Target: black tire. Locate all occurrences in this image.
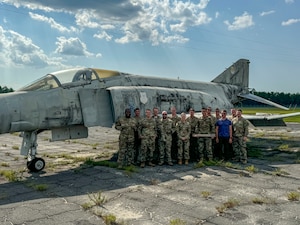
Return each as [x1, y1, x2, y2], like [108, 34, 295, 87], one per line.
[27, 158, 45, 172]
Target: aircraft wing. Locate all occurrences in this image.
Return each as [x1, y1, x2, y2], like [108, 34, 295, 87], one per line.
[243, 112, 300, 126]
[243, 112, 300, 120]
[239, 93, 289, 110]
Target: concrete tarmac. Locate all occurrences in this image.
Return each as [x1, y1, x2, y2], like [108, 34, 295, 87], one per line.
[0, 125, 300, 225]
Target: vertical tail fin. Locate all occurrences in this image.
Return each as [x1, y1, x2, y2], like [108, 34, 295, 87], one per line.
[211, 59, 250, 88]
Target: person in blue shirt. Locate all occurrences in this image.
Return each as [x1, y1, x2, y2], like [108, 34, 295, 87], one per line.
[215, 110, 233, 160]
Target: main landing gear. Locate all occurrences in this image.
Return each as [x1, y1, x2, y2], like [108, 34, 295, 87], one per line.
[21, 130, 45, 172]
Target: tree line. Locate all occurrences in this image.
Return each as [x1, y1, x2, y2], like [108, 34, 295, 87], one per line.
[0, 86, 14, 93]
[242, 91, 300, 108]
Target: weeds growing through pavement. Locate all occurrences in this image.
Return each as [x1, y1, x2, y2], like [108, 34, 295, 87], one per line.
[0, 169, 22, 182]
[252, 197, 275, 204]
[88, 191, 106, 206]
[0, 162, 10, 167]
[169, 218, 187, 225]
[201, 191, 211, 199]
[216, 198, 239, 214]
[271, 168, 289, 176]
[245, 165, 259, 173]
[287, 191, 300, 201]
[24, 182, 48, 191]
[150, 178, 160, 185]
[102, 214, 117, 225]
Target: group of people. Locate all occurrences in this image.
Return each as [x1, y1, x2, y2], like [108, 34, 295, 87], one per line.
[115, 106, 249, 168]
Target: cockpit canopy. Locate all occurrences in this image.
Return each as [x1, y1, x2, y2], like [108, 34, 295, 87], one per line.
[19, 68, 120, 91]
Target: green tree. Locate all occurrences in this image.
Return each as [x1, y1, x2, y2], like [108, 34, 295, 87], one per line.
[0, 86, 14, 93]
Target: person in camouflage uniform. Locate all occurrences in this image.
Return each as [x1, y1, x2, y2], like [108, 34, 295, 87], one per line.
[232, 109, 249, 164]
[133, 107, 142, 164]
[177, 112, 191, 165]
[195, 107, 215, 162]
[158, 111, 174, 166]
[186, 108, 199, 162]
[115, 108, 137, 168]
[139, 109, 158, 168]
[152, 107, 162, 163]
[169, 106, 181, 161]
[208, 107, 219, 159]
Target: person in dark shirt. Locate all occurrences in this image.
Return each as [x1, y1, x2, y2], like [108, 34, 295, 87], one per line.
[215, 110, 232, 160]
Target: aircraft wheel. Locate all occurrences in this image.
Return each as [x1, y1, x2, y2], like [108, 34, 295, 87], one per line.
[27, 158, 45, 172]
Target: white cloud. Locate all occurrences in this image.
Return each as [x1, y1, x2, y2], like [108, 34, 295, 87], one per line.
[215, 12, 219, 19]
[93, 31, 113, 41]
[29, 12, 78, 33]
[285, 0, 294, 4]
[281, 18, 300, 26]
[224, 12, 254, 30]
[260, 10, 275, 17]
[55, 36, 93, 56]
[74, 9, 100, 29]
[115, 0, 211, 45]
[0, 25, 63, 68]
[3, 0, 212, 45]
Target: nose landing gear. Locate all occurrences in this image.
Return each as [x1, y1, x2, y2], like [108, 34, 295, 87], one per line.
[27, 157, 45, 172]
[21, 130, 46, 172]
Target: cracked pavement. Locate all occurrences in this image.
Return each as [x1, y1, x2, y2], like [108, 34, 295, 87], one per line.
[0, 125, 300, 225]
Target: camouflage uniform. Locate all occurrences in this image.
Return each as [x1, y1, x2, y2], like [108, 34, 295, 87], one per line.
[177, 121, 191, 161]
[159, 117, 174, 164]
[152, 115, 162, 163]
[196, 116, 214, 161]
[139, 117, 157, 164]
[170, 115, 181, 161]
[186, 116, 199, 162]
[133, 115, 142, 164]
[232, 116, 249, 162]
[209, 114, 218, 159]
[115, 116, 137, 166]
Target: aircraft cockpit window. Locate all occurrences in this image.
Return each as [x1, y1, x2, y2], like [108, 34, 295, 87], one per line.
[19, 75, 60, 91]
[18, 68, 100, 91]
[52, 68, 99, 86]
[72, 70, 93, 82]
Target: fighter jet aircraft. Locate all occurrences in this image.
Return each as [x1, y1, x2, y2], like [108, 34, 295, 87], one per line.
[0, 58, 298, 172]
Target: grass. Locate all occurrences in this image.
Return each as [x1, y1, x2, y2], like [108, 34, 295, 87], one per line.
[88, 191, 106, 206]
[84, 158, 118, 168]
[278, 144, 289, 150]
[150, 178, 160, 185]
[287, 191, 300, 201]
[0, 162, 10, 167]
[245, 165, 259, 173]
[194, 160, 242, 170]
[252, 197, 275, 204]
[247, 145, 263, 158]
[0, 170, 21, 182]
[25, 182, 48, 191]
[12, 145, 19, 150]
[169, 219, 187, 225]
[271, 168, 290, 176]
[102, 214, 117, 225]
[201, 191, 211, 199]
[216, 198, 239, 214]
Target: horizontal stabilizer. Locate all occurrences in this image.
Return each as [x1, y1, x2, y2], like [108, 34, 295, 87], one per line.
[244, 112, 300, 126]
[239, 93, 289, 110]
[244, 112, 300, 121]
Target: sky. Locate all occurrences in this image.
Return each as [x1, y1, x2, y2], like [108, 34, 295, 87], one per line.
[0, 0, 299, 93]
